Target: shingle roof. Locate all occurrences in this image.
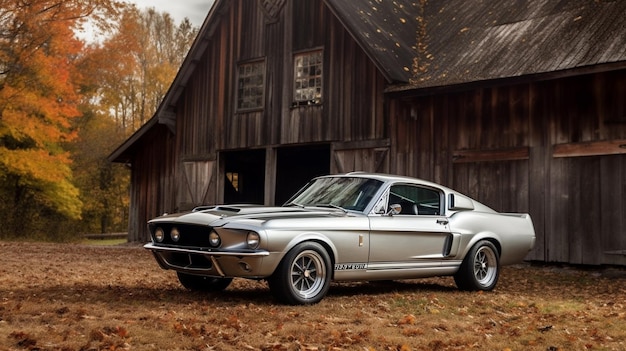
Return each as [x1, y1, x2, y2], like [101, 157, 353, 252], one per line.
[110, 0, 626, 162]
[326, 0, 626, 88]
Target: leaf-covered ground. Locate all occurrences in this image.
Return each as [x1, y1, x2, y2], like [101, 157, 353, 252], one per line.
[0, 241, 624, 351]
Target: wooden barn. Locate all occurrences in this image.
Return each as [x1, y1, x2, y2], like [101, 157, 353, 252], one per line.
[109, 0, 626, 266]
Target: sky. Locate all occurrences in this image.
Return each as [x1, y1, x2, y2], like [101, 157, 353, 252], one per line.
[128, 0, 215, 27]
[76, 0, 215, 41]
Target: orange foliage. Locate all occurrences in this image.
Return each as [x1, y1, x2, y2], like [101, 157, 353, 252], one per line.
[77, 5, 197, 135]
[0, 0, 120, 219]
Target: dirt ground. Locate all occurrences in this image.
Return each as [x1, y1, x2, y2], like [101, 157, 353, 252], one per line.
[0, 241, 625, 351]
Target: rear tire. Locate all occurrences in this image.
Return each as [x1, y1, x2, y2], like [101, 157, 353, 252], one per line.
[177, 272, 233, 292]
[268, 242, 332, 305]
[454, 240, 500, 291]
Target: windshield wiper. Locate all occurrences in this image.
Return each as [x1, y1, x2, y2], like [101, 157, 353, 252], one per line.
[315, 203, 348, 213]
[284, 201, 305, 208]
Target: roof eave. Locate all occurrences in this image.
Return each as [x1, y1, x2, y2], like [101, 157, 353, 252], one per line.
[386, 61, 626, 97]
[323, 0, 409, 84]
[107, 0, 229, 164]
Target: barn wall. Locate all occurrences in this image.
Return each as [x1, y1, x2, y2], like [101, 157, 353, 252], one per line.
[389, 70, 626, 265]
[170, 0, 388, 212]
[177, 0, 385, 151]
[122, 0, 625, 267]
[127, 125, 178, 242]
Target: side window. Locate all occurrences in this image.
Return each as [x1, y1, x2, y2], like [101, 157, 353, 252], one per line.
[389, 184, 441, 216]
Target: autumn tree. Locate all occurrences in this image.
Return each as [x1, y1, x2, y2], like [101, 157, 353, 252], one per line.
[70, 6, 198, 235]
[83, 6, 197, 136]
[0, 0, 121, 239]
[138, 8, 196, 126]
[0, 1, 196, 239]
[68, 109, 129, 235]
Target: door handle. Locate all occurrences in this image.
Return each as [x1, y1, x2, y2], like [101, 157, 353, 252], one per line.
[436, 219, 449, 225]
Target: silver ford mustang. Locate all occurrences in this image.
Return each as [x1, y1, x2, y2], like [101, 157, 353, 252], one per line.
[145, 173, 536, 305]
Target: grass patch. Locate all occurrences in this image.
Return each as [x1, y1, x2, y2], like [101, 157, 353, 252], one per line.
[82, 238, 128, 246]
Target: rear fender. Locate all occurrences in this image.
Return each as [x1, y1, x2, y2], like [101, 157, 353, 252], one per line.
[457, 232, 502, 259]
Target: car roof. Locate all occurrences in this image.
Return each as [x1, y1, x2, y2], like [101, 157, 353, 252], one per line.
[321, 172, 454, 192]
[311, 172, 496, 213]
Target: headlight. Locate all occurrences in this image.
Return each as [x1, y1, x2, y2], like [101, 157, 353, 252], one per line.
[209, 230, 221, 247]
[154, 227, 165, 242]
[170, 227, 180, 242]
[247, 231, 260, 249]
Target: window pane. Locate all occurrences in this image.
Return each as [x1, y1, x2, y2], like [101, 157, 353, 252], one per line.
[237, 61, 265, 110]
[293, 50, 323, 103]
[389, 185, 441, 215]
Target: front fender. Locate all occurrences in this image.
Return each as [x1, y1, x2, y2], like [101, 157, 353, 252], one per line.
[260, 231, 338, 276]
[282, 232, 339, 264]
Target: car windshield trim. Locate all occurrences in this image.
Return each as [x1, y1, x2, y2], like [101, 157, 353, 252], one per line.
[285, 177, 383, 213]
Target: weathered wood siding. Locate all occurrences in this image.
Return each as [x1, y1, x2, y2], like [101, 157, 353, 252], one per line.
[127, 125, 178, 242]
[389, 70, 626, 265]
[125, 0, 390, 241]
[122, 0, 625, 267]
[177, 1, 384, 152]
[171, 0, 388, 206]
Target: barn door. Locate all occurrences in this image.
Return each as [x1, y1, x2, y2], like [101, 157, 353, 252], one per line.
[222, 149, 266, 205]
[179, 160, 215, 210]
[274, 145, 330, 205]
[333, 148, 389, 174]
[451, 159, 529, 213]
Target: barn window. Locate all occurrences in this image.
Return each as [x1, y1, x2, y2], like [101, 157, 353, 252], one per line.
[293, 50, 322, 105]
[236, 60, 265, 111]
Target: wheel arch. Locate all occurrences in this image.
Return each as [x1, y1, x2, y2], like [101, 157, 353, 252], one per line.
[483, 237, 502, 257]
[282, 233, 337, 267]
[311, 239, 337, 278]
[462, 232, 502, 259]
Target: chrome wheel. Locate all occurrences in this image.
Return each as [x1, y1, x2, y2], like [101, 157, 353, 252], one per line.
[290, 249, 327, 299]
[473, 245, 498, 287]
[454, 240, 500, 291]
[268, 242, 332, 305]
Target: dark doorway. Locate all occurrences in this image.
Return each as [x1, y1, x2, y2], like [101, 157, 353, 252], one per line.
[222, 149, 266, 204]
[275, 145, 330, 205]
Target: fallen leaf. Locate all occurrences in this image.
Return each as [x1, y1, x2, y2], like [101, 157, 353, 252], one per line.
[398, 314, 416, 325]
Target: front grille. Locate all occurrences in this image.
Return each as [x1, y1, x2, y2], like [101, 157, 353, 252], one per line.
[149, 223, 214, 247]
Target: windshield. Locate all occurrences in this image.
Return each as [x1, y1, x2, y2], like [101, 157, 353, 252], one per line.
[285, 177, 383, 212]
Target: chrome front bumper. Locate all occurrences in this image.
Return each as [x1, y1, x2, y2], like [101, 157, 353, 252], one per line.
[144, 243, 271, 278]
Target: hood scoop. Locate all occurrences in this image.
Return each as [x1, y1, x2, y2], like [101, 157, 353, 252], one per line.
[193, 205, 242, 213]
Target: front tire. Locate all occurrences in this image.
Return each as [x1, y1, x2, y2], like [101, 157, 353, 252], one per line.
[177, 272, 233, 292]
[268, 242, 332, 305]
[454, 240, 500, 291]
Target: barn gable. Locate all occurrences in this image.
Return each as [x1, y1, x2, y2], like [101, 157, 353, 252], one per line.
[109, 0, 626, 266]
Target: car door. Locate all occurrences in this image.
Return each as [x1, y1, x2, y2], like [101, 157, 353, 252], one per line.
[367, 184, 451, 271]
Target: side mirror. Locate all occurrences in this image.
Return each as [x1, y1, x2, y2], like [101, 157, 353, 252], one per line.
[387, 203, 402, 216]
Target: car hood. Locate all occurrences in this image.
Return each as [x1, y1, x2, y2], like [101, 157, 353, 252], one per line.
[149, 205, 354, 228]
